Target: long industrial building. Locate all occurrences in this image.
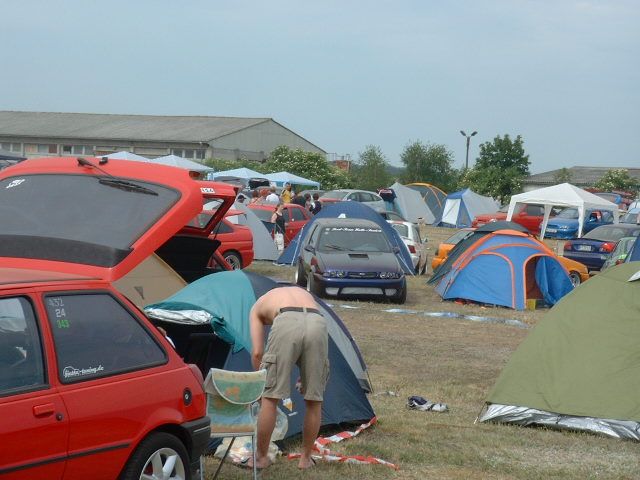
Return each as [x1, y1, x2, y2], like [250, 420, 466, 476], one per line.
[0, 111, 325, 162]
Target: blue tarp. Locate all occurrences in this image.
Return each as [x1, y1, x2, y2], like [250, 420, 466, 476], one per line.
[277, 201, 415, 274]
[210, 167, 264, 179]
[435, 233, 573, 310]
[435, 188, 498, 228]
[145, 270, 255, 352]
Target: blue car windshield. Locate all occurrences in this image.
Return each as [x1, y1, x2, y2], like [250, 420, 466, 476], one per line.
[318, 226, 391, 253]
[557, 208, 579, 219]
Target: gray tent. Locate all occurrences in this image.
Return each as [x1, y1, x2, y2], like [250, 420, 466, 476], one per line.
[388, 182, 434, 223]
[232, 202, 279, 261]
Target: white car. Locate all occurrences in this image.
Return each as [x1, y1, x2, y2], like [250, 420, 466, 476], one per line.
[388, 220, 428, 275]
[319, 189, 386, 212]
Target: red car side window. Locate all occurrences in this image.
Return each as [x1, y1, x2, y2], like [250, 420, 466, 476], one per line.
[0, 296, 46, 394]
[45, 293, 166, 383]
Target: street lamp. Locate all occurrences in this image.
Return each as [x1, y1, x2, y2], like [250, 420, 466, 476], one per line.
[460, 130, 477, 170]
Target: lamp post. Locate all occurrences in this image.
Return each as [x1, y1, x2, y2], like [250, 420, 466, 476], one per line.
[460, 130, 477, 170]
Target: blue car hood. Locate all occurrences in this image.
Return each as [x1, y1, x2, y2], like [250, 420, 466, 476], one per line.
[318, 251, 402, 273]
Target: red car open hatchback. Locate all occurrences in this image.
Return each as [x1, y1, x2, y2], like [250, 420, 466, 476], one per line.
[0, 157, 238, 480]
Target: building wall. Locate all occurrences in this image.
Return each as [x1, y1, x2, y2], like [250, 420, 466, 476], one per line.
[1, 119, 324, 163]
[209, 120, 324, 161]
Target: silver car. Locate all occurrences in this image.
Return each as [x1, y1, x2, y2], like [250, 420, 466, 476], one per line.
[319, 189, 386, 212]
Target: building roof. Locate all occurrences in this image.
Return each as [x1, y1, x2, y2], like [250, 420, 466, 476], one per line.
[0, 111, 271, 143]
[524, 166, 640, 186]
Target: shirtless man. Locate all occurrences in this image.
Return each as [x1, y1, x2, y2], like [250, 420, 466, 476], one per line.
[249, 286, 329, 470]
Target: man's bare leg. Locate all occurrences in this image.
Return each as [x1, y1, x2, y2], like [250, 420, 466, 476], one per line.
[298, 400, 322, 469]
[253, 397, 278, 468]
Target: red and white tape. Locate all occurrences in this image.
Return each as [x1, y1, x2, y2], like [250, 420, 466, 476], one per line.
[287, 417, 399, 470]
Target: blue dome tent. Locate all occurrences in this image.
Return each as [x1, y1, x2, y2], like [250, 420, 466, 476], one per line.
[436, 188, 499, 228]
[435, 230, 573, 310]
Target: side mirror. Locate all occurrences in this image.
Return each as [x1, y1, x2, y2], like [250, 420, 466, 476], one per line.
[304, 245, 315, 254]
[393, 246, 400, 254]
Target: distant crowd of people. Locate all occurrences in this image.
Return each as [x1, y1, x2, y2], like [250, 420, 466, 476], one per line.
[248, 183, 322, 215]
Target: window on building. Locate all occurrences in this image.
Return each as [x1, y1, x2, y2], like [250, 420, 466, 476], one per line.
[1, 142, 21, 152]
[62, 145, 93, 155]
[45, 293, 166, 383]
[171, 149, 206, 160]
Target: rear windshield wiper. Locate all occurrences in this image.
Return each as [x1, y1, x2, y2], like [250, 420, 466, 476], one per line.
[99, 178, 158, 196]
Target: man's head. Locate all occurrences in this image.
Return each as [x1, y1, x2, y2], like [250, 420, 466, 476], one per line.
[312, 193, 320, 200]
[285, 183, 292, 191]
[270, 186, 276, 193]
[304, 193, 311, 201]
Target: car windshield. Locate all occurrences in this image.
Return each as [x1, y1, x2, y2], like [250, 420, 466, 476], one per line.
[391, 223, 409, 238]
[557, 208, 579, 219]
[320, 191, 347, 200]
[583, 225, 640, 242]
[318, 226, 391, 253]
[0, 173, 178, 250]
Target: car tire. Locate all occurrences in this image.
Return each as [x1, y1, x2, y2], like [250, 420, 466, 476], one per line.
[120, 432, 189, 480]
[295, 260, 307, 286]
[569, 271, 582, 287]
[223, 251, 242, 270]
[391, 286, 407, 304]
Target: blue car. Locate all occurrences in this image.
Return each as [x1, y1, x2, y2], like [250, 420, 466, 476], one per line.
[294, 217, 407, 303]
[544, 208, 614, 239]
[563, 224, 640, 271]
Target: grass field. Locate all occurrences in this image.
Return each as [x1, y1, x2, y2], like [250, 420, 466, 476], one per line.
[204, 226, 639, 479]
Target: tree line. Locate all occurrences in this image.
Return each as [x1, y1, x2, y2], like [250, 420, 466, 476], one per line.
[205, 136, 638, 204]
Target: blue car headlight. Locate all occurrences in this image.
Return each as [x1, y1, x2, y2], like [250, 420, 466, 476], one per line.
[323, 270, 346, 278]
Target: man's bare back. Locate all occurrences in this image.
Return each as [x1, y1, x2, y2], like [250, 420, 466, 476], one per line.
[250, 287, 319, 369]
[252, 287, 319, 326]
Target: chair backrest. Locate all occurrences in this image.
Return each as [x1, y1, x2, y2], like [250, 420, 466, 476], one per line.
[204, 368, 266, 435]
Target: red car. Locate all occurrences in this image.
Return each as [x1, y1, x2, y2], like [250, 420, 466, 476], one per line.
[248, 203, 311, 245]
[210, 210, 255, 269]
[0, 157, 240, 479]
[472, 204, 560, 235]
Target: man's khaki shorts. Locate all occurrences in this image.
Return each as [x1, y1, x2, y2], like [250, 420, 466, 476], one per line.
[260, 310, 329, 401]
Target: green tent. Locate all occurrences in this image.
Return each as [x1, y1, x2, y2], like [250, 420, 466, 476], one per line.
[479, 262, 640, 440]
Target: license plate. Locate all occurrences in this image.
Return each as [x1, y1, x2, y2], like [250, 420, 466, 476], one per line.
[546, 228, 557, 233]
[576, 245, 591, 252]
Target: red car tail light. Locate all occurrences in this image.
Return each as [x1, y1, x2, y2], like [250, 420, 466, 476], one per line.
[599, 242, 616, 253]
[564, 241, 572, 251]
[407, 244, 416, 253]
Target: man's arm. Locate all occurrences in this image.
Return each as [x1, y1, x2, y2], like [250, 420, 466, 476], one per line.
[249, 303, 265, 370]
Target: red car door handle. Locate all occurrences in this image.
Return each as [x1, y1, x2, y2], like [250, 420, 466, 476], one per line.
[33, 404, 56, 417]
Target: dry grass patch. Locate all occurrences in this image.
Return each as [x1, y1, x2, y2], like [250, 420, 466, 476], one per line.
[203, 236, 639, 479]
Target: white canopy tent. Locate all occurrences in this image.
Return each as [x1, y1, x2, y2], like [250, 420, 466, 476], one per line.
[100, 151, 150, 162]
[210, 167, 265, 179]
[264, 171, 320, 188]
[507, 183, 619, 239]
[149, 154, 214, 173]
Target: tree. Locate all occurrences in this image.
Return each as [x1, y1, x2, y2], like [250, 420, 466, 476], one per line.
[553, 167, 572, 184]
[462, 134, 530, 205]
[594, 169, 640, 193]
[399, 141, 458, 192]
[264, 146, 351, 190]
[351, 145, 392, 191]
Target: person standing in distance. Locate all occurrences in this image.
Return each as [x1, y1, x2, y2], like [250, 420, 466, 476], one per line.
[249, 287, 329, 470]
[265, 186, 279, 204]
[280, 183, 293, 204]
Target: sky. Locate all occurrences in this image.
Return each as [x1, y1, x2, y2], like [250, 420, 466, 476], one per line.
[2, 0, 638, 173]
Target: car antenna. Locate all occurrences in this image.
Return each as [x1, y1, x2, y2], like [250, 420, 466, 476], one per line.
[77, 157, 113, 177]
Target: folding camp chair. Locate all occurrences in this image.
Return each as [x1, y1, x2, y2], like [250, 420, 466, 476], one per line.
[204, 368, 267, 480]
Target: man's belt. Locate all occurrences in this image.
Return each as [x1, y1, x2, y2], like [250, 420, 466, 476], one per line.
[278, 307, 322, 315]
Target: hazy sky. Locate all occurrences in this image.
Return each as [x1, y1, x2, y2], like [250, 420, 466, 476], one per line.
[2, 0, 638, 173]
